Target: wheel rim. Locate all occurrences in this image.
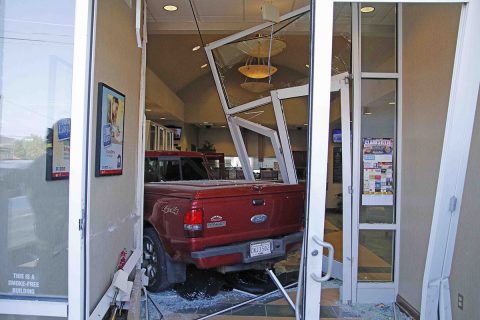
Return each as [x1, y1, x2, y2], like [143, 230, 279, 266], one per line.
[143, 236, 158, 286]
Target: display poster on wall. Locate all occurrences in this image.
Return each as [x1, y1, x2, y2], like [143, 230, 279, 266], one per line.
[333, 146, 342, 183]
[46, 118, 70, 180]
[362, 138, 394, 206]
[95, 83, 126, 176]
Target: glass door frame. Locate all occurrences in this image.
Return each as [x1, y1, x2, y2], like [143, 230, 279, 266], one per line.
[0, 1, 93, 318]
[350, 3, 402, 303]
[308, 0, 479, 319]
[68, 0, 95, 319]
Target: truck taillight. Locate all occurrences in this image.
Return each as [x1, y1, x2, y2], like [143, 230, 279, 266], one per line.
[184, 208, 203, 238]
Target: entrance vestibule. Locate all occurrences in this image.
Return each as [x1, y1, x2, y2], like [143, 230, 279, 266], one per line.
[0, 1, 479, 320]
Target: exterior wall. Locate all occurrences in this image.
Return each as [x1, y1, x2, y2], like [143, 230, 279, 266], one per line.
[399, 3, 460, 312]
[88, 0, 142, 311]
[450, 93, 480, 320]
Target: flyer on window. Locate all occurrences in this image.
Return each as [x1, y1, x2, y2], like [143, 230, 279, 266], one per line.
[46, 118, 70, 180]
[362, 138, 394, 206]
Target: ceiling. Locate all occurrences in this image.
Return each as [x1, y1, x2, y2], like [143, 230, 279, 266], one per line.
[146, 0, 311, 34]
[145, 1, 396, 124]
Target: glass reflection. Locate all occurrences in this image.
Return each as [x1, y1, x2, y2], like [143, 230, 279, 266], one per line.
[0, 0, 74, 299]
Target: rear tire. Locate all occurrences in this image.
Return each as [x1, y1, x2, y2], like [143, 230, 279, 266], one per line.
[143, 228, 170, 292]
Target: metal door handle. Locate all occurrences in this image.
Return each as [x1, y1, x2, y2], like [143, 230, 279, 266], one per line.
[310, 236, 334, 282]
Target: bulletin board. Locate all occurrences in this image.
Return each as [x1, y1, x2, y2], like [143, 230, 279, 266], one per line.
[362, 138, 394, 206]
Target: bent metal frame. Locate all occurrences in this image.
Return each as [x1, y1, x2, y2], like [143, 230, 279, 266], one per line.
[204, 4, 350, 317]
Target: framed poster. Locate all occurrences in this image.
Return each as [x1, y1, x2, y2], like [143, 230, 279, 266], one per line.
[332, 146, 342, 183]
[95, 83, 125, 177]
[46, 118, 71, 180]
[362, 138, 394, 206]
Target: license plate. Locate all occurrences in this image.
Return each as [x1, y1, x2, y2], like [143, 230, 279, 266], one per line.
[250, 240, 272, 258]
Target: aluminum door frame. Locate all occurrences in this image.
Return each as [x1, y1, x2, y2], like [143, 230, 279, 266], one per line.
[312, 1, 478, 320]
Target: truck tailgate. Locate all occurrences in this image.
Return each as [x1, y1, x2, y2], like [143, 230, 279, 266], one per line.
[197, 182, 304, 249]
[145, 181, 304, 253]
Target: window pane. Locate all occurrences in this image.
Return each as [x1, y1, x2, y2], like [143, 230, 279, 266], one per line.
[211, 12, 311, 108]
[361, 3, 397, 72]
[0, 0, 75, 299]
[358, 230, 395, 282]
[360, 79, 396, 223]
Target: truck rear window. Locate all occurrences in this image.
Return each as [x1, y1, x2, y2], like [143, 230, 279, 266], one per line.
[145, 158, 180, 182]
[181, 157, 209, 180]
[144, 157, 209, 182]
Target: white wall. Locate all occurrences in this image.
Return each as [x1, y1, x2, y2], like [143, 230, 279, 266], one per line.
[450, 92, 480, 320]
[399, 3, 461, 313]
[88, 0, 142, 311]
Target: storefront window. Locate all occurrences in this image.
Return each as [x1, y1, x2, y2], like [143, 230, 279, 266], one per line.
[360, 79, 397, 224]
[361, 3, 397, 73]
[358, 230, 395, 282]
[0, 0, 75, 300]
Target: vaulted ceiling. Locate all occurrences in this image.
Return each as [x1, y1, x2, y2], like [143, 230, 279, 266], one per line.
[144, 1, 395, 126]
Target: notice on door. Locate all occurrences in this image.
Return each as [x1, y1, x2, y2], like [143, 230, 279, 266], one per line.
[7, 272, 39, 295]
[362, 138, 394, 206]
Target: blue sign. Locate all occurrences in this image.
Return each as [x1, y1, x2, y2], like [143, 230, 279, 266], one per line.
[103, 124, 112, 147]
[57, 118, 71, 141]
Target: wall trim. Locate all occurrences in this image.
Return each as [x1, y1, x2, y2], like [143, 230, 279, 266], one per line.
[396, 294, 420, 320]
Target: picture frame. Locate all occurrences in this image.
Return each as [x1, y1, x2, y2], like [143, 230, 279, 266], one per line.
[95, 83, 126, 177]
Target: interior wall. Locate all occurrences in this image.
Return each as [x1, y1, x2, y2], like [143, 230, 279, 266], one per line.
[181, 73, 309, 126]
[145, 67, 185, 121]
[196, 127, 308, 159]
[178, 123, 198, 151]
[399, 3, 460, 312]
[88, 0, 142, 311]
[450, 93, 480, 320]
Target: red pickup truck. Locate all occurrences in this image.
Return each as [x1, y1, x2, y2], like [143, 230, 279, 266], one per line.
[143, 151, 304, 292]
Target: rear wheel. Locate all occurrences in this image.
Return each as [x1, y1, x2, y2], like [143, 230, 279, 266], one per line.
[143, 228, 170, 292]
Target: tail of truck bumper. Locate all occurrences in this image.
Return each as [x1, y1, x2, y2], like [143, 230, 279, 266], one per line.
[190, 231, 303, 269]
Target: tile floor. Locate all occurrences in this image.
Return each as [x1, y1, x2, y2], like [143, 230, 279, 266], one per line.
[144, 283, 410, 320]
[141, 213, 408, 319]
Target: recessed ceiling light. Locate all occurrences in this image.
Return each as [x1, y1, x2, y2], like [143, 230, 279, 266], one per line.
[163, 5, 177, 11]
[221, 125, 226, 128]
[203, 122, 209, 124]
[364, 111, 372, 115]
[160, 117, 166, 120]
[192, 45, 201, 51]
[361, 6, 375, 13]
[304, 123, 308, 126]
[201, 63, 208, 69]
[145, 108, 152, 112]
[305, 64, 309, 68]
[389, 102, 396, 105]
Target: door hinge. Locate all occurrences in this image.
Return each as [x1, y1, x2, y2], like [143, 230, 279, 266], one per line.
[449, 196, 457, 213]
[348, 186, 353, 194]
[79, 218, 84, 231]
